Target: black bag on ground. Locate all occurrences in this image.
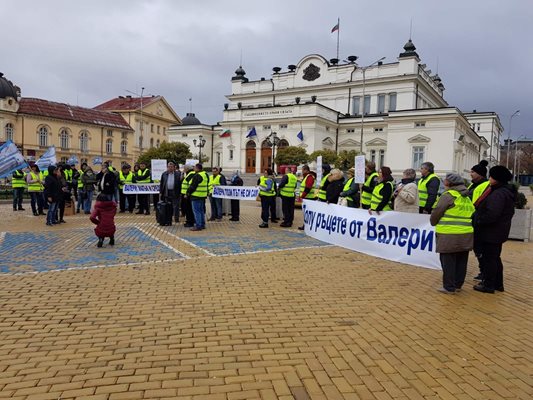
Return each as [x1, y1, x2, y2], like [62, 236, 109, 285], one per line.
[156, 201, 173, 226]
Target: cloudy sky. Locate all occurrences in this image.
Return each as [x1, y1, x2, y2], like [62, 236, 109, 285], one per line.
[3, 0, 532, 138]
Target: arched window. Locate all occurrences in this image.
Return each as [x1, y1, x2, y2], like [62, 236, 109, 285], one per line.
[156, 139, 160, 148]
[278, 139, 289, 149]
[150, 138, 154, 148]
[261, 139, 271, 149]
[38, 126, 48, 147]
[60, 129, 69, 149]
[80, 131, 89, 152]
[246, 140, 256, 149]
[5, 123, 14, 141]
[106, 139, 113, 154]
[121, 140, 127, 155]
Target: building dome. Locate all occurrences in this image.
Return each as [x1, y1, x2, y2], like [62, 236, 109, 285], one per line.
[181, 112, 201, 125]
[0, 72, 18, 99]
[232, 65, 248, 82]
[399, 39, 419, 59]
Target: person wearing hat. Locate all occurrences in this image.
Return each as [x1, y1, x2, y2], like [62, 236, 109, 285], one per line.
[361, 161, 379, 209]
[430, 173, 475, 294]
[472, 165, 516, 294]
[339, 168, 360, 208]
[393, 168, 419, 213]
[468, 160, 490, 280]
[317, 164, 332, 202]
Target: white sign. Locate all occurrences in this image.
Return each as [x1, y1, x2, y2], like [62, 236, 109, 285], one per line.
[354, 155, 366, 184]
[316, 156, 323, 188]
[123, 183, 160, 194]
[302, 200, 440, 270]
[211, 185, 259, 200]
[151, 159, 167, 183]
[185, 159, 199, 166]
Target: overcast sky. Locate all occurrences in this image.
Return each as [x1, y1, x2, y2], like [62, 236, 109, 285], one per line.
[3, 0, 532, 139]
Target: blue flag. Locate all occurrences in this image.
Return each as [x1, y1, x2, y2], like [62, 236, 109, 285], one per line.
[246, 127, 257, 138]
[35, 146, 57, 170]
[297, 130, 304, 141]
[67, 155, 79, 165]
[0, 140, 28, 179]
[92, 156, 103, 165]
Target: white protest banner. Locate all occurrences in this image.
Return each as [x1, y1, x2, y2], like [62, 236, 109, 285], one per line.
[316, 156, 322, 188]
[302, 200, 440, 270]
[123, 183, 160, 194]
[211, 185, 260, 200]
[354, 155, 366, 184]
[0, 140, 28, 179]
[151, 159, 167, 182]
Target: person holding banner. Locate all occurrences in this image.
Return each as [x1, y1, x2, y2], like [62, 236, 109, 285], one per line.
[325, 168, 345, 205]
[26, 164, 44, 216]
[278, 167, 297, 227]
[361, 161, 379, 210]
[430, 173, 475, 294]
[135, 162, 151, 215]
[118, 164, 135, 213]
[393, 168, 419, 213]
[229, 170, 243, 221]
[339, 168, 360, 208]
[317, 164, 332, 202]
[258, 168, 277, 228]
[208, 167, 226, 221]
[369, 167, 395, 214]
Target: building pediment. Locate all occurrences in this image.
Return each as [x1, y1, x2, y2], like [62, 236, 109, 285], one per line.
[365, 138, 387, 146]
[339, 138, 360, 147]
[408, 134, 431, 143]
[322, 137, 335, 146]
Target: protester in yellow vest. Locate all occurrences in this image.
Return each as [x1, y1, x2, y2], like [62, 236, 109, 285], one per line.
[430, 173, 475, 294]
[181, 165, 196, 227]
[26, 164, 44, 216]
[208, 167, 226, 221]
[277, 167, 297, 227]
[134, 162, 151, 215]
[467, 160, 490, 281]
[369, 167, 395, 214]
[297, 165, 316, 231]
[186, 163, 208, 231]
[418, 162, 441, 214]
[317, 164, 331, 202]
[118, 164, 135, 213]
[258, 168, 277, 228]
[361, 161, 379, 209]
[11, 169, 26, 211]
[340, 168, 360, 208]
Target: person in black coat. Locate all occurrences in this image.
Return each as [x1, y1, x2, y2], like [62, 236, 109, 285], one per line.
[229, 171, 243, 221]
[325, 168, 345, 204]
[43, 166, 61, 226]
[159, 161, 182, 222]
[472, 165, 517, 294]
[96, 164, 117, 201]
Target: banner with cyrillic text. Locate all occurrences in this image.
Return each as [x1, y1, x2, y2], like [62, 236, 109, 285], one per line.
[123, 183, 159, 194]
[211, 186, 259, 200]
[302, 200, 440, 269]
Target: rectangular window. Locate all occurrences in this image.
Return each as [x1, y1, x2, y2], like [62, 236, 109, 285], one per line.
[352, 96, 360, 116]
[415, 121, 426, 128]
[363, 95, 371, 115]
[121, 132, 128, 139]
[389, 93, 397, 111]
[182, 133, 188, 137]
[370, 149, 376, 163]
[263, 125, 271, 130]
[347, 129, 355, 133]
[412, 146, 425, 169]
[279, 124, 288, 129]
[229, 149, 234, 160]
[374, 127, 384, 132]
[377, 94, 385, 113]
[379, 149, 385, 168]
[61, 157, 68, 163]
[150, 124, 154, 133]
[157, 126, 160, 134]
[106, 129, 113, 137]
[163, 127, 166, 135]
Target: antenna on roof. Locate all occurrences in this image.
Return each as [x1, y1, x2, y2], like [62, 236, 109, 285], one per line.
[189, 97, 192, 113]
[436, 56, 439, 74]
[240, 49, 243, 67]
[409, 18, 413, 40]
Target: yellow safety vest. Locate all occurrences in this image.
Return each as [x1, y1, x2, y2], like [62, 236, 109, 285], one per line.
[370, 181, 394, 211]
[137, 168, 151, 183]
[418, 173, 440, 209]
[119, 171, 134, 189]
[27, 171, 43, 192]
[191, 171, 208, 198]
[361, 172, 378, 207]
[77, 171, 84, 189]
[280, 173, 297, 197]
[64, 169, 73, 183]
[12, 171, 26, 189]
[181, 171, 195, 195]
[258, 176, 276, 196]
[435, 190, 475, 234]
[300, 174, 316, 200]
[208, 174, 222, 194]
[469, 180, 490, 205]
[318, 173, 330, 201]
[343, 177, 355, 202]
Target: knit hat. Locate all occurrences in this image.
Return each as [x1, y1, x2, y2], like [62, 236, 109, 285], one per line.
[471, 160, 488, 177]
[347, 168, 355, 176]
[489, 165, 512, 183]
[445, 173, 464, 186]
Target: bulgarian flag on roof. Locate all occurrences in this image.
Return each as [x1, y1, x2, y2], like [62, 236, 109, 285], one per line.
[219, 129, 231, 138]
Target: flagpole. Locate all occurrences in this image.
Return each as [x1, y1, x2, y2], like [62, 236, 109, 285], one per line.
[336, 18, 340, 60]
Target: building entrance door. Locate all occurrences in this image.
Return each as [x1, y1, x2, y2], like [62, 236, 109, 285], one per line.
[261, 140, 272, 172]
[245, 140, 256, 173]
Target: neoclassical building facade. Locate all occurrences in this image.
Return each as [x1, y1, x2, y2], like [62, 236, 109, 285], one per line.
[169, 40, 503, 178]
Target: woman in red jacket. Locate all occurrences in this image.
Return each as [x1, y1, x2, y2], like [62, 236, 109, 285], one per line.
[90, 194, 117, 247]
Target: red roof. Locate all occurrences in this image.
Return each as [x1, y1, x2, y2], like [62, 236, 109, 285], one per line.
[94, 96, 160, 111]
[18, 98, 133, 130]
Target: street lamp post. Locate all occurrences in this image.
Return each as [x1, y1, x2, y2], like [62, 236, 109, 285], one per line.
[193, 134, 206, 163]
[140, 87, 144, 154]
[267, 132, 280, 172]
[359, 57, 386, 154]
[506, 110, 520, 168]
[513, 134, 525, 183]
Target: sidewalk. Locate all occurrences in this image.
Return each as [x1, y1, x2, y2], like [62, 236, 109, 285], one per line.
[0, 203, 531, 399]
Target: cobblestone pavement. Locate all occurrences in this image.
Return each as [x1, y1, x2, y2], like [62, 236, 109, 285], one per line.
[0, 202, 531, 399]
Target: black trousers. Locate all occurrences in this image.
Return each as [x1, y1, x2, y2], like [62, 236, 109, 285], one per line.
[260, 196, 275, 223]
[230, 199, 240, 220]
[119, 189, 135, 212]
[163, 190, 180, 221]
[439, 251, 469, 291]
[473, 229, 483, 274]
[181, 195, 195, 225]
[137, 194, 149, 213]
[479, 242, 504, 290]
[281, 195, 295, 225]
[152, 193, 159, 210]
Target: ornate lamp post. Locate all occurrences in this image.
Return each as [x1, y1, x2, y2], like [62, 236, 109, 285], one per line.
[506, 110, 520, 168]
[266, 131, 280, 172]
[193, 134, 206, 163]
